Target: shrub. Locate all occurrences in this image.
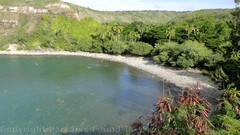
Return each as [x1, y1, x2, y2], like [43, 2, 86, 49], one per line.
[0, 44, 9, 50]
[63, 44, 79, 52]
[78, 40, 103, 53]
[152, 42, 180, 65]
[153, 51, 169, 65]
[203, 66, 228, 83]
[89, 41, 103, 53]
[176, 40, 212, 68]
[128, 42, 153, 56]
[25, 38, 41, 50]
[211, 84, 240, 135]
[204, 53, 225, 68]
[152, 40, 212, 68]
[102, 41, 127, 54]
[79, 41, 92, 52]
[222, 59, 240, 89]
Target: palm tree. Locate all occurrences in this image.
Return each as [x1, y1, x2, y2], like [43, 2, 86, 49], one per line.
[166, 27, 175, 42]
[106, 25, 114, 41]
[185, 24, 195, 39]
[136, 24, 148, 39]
[128, 31, 140, 42]
[92, 26, 108, 43]
[110, 22, 123, 41]
[194, 27, 204, 41]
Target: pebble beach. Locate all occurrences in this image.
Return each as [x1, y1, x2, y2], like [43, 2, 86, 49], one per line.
[0, 44, 220, 101]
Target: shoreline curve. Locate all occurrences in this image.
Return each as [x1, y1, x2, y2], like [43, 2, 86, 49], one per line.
[0, 50, 217, 90]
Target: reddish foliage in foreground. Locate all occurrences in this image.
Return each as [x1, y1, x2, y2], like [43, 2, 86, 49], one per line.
[131, 82, 214, 135]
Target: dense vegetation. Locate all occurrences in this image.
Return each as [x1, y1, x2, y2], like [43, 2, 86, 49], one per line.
[131, 82, 240, 135]
[131, 1, 240, 134]
[0, 1, 233, 50]
[132, 84, 214, 135]
[15, 9, 238, 88]
[16, 5, 238, 135]
[0, 0, 239, 134]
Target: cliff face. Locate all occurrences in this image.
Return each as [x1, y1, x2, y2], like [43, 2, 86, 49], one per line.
[0, 2, 78, 28]
[0, 19, 18, 28]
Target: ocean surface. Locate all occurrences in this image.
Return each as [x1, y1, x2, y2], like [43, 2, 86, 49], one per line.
[0, 55, 166, 134]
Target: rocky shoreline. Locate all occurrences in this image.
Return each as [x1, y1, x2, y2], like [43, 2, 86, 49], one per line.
[0, 50, 217, 89]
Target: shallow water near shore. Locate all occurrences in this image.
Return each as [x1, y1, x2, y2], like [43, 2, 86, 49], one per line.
[0, 55, 166, 134]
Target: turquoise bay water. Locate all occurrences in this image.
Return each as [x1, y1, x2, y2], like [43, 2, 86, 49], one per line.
[0, 56, 164, 134]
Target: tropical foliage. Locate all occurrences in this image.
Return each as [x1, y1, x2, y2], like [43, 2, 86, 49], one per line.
[152, 41, 212, 68]
[12, 5, 237, 89]
[127, 42, 153, 56]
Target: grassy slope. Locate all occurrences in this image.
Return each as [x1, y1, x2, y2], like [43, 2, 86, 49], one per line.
[170, 9, 233, 23]
[0, 0, 232, 24]
[69, 3, 183, 24]
[64, 2, 232, 24]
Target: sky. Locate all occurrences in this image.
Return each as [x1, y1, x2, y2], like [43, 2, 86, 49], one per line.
[61, 0, 235, 11]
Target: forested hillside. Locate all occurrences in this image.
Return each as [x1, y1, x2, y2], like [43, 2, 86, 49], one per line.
[0, 0, 239, 134]
[0, 0, 233, 49]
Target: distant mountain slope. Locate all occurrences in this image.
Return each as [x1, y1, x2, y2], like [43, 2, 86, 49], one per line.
[0, 0, 233, 48]
[170, 9, 233, 23]
[0, 0, 232, 24]
[61, 3, 184, 24]
[0, 0, 59, 6]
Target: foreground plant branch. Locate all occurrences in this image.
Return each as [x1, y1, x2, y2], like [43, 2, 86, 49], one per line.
[131, 82, 214, 135]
